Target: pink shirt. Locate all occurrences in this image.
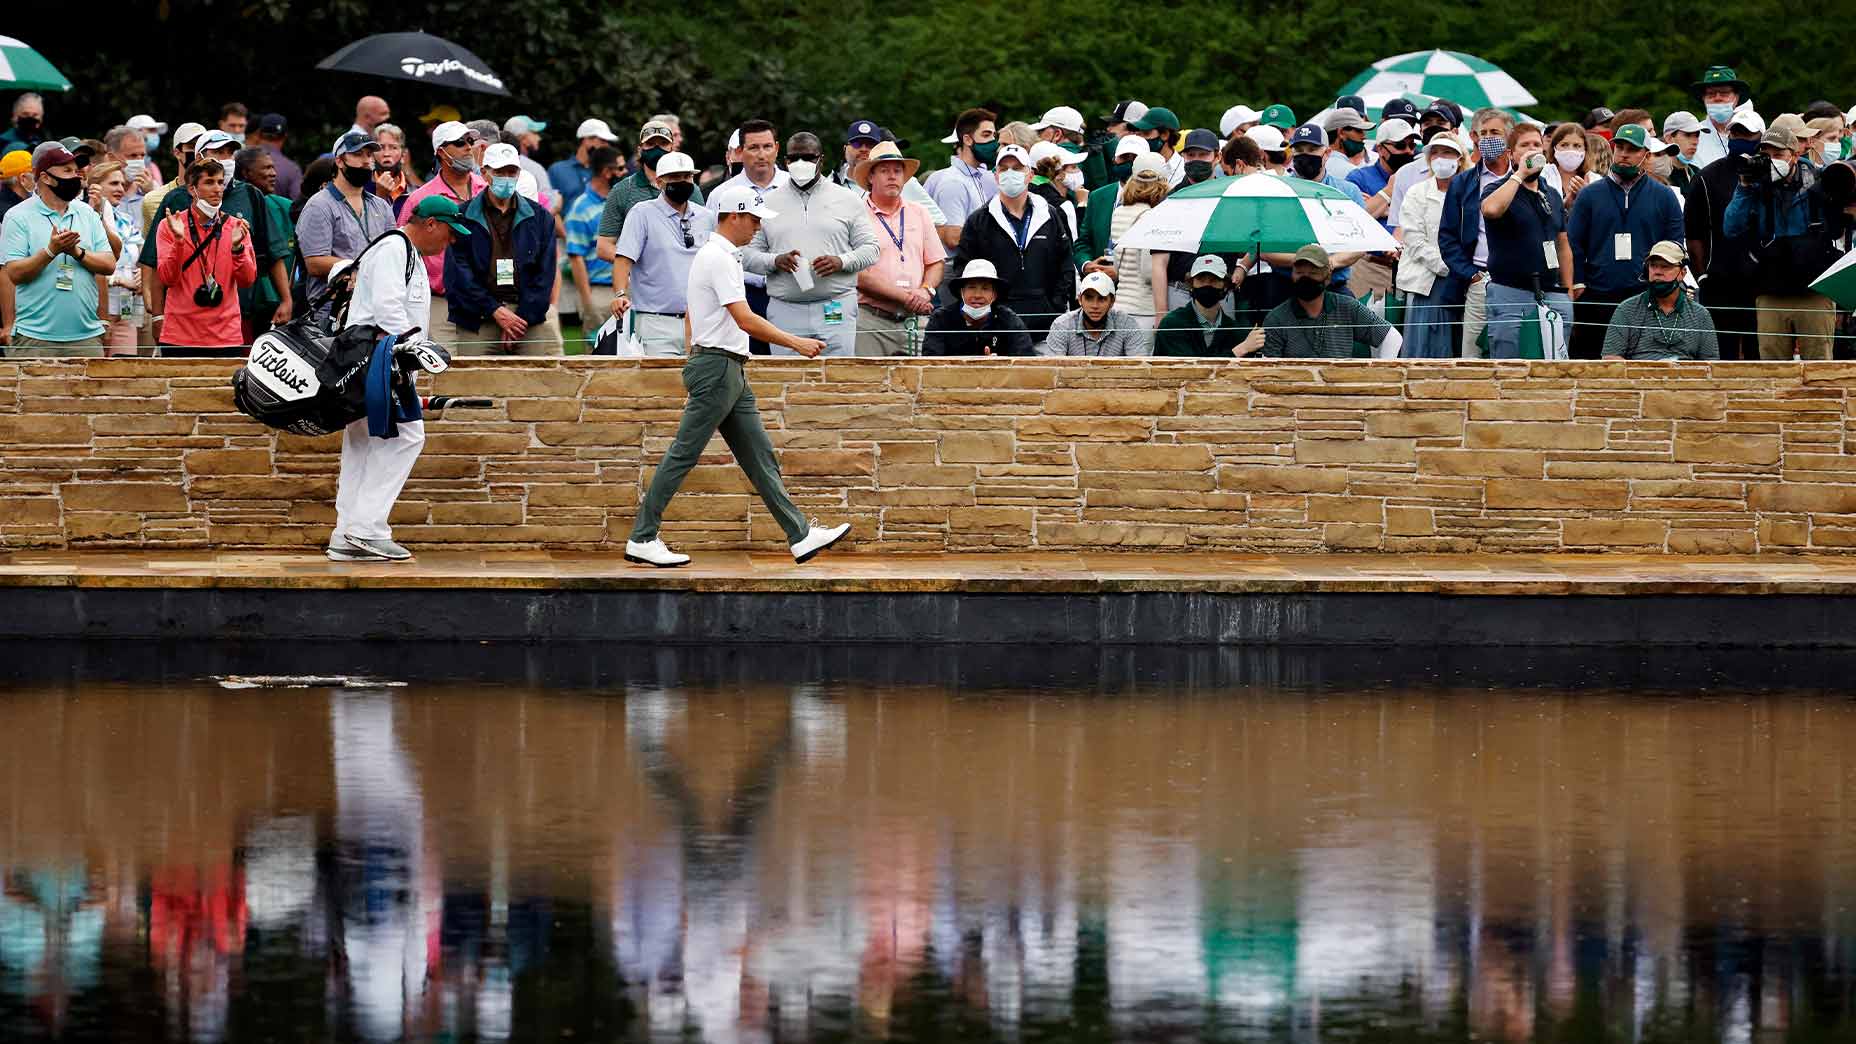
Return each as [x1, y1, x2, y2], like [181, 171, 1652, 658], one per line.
[858, 195, 946, 312]
[399, 170, 485, 295]
[155, 210, 257, 348]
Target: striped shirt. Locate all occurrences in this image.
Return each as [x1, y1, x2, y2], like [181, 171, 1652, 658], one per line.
[1259, 291, 1393, 358]
[1602, 290, 1720, 360]
[564, 184, 611, 285]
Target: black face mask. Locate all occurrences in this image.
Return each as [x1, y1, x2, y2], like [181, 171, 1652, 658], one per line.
[1290, 154, 1324, 180]
[1421, 125, 1446, 143]
[640, 147, 667, 171]
[1110, 160, 1133, 183]
[1385, 150, 1415, 171]
[1184, 160, 1215, 184]
[46, 174, 81, 202]
[1292, 276, 1325, 301]
[15, 116, 40, 136]
[1191, 284, 1226, 307]
[1728, 138, 1760, 157]
[338, 164, 374, 189]
[1648, 278, 1681, 299]
[664, 180, 695, 205]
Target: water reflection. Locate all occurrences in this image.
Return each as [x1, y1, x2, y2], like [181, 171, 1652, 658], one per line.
[2, 675, 1856, 1042]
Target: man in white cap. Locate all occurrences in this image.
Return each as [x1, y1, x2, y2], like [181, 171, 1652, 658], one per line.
[399, 120, 487, 330]
[598, 120, 707, 263]
[1041, 270, 1147, 356]
[1221, 106, 1262, 140]
[1682, 108, 1766, 359]
[1246, 125, 1288, 175]
[1661, 111, 1708, 191]
[500, 115, 554, 197]
[612, 151, 716, 356]
[853, 142, 944, 356]
[742, 130, 880, 357]
[623, 183, 849, 569]
[548, 118, 620, 214]
[1156, 255, 1253, 356]
[140, 121, 206, 231]
[441, 141, 560, 355]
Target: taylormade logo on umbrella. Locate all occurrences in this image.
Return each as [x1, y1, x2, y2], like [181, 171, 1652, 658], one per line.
[399, 56, 504, 90]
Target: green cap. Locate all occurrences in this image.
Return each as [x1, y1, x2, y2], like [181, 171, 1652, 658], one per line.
[1260, 104, 1297, 130]
[412, 194, 472, 235]
[1291, 243, 1331, 272]
[1612, 123, 1651, 150]
[1131, 106, 1180, 132]
[1692, 65, 1750, 96]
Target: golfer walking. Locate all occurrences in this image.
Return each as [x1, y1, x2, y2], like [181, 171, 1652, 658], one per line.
[624, 184, 851, 567]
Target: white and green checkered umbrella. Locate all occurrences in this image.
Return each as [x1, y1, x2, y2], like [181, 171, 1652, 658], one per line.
[1811, 250, 1856, 310]
[1114, 173, 1397, 255]
[1339, 50, 1536, 111]
[0, 37, 71, 92]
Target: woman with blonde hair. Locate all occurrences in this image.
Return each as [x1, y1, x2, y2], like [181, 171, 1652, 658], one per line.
[86, 160, 145, 355]
[1110, 153, 1172, 324]
[995, 121, 1039, 152]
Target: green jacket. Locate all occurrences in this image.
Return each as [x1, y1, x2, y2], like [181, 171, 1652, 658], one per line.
[1077, 132, 1114, 192]
[1074, 180, 1122, 269]
[1155, 303, 1248, 357]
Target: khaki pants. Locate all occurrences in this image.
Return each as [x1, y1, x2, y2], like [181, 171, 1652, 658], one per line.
[767, 293, 858, 357]
[857, 306, 920, 357]
[1756, 292, 1836, 360]
[10, 335, 105, 357]
[633, 312, 687, 357]
[1459, 277, 1488, 358]
[452, 309, 564, 357]
[1350, 256, 1395, 301]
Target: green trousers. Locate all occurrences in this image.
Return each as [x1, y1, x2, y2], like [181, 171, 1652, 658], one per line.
[630, 350, 809, 545]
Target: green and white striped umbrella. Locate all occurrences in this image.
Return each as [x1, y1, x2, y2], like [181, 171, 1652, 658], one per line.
[1338, 50, 1535, 111]
[1114, 173, 1398, 255]
[1811, 250, 1856, 310]
[0, 37, 71, 92]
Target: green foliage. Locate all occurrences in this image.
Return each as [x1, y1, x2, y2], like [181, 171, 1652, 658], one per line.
[16, 1, 1856, 169]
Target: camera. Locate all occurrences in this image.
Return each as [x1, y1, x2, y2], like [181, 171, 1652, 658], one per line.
[1741, 153, 1773, 184]
[193, 274, 224, 309]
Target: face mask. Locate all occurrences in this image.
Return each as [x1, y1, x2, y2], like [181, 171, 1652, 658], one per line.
[145, 133, 161, 152]
[1421, 125, 1446, 143]
[219, 158, 236, 181]
[230, 133, 245, 146]
[1290, 153, 1324, 180]
[1340, 137, 1366, 157]
[1612, 162, 1641, 183]
[1292, 276, 1325, 301]
[997, 169, 1028, 197]
[1728, 138, 1759, 157]
[490, 175, 519, 199]
[1191, 285, 1225, 308]
[46, 174, 82, 202]
[1184, 160, 1215, 183]
[1706, 102, 1735, 125]
[960, 302, 991, 320]
[1110, 160, 1133, 183]
[787, 159, 819, 186]
[664, 180, 695, 205]
[640, 147, 667, 171]
[1430, 156, 1460, 180]
[1385, 150, 1414, 172]
[1652, 155, 1675, 178]
[1064, 170, 1085, 190]
[15, 117, 40, 135]
[126, 158, 145, 179]
[1648, 278, 1681, 298]
[195, 199, 221, 219]
[446, 153, 478, 174]
[1555, 149, 1585, 172]
[1478, 136, 1507, 162]
[339, 164, 374, 189]
[1770, 158, 1792, 181]
[971, 139, 999, 166]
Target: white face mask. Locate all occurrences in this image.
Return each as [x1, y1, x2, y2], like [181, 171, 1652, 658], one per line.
[219, 157, 236, 181]
[786, 159, 818, 185]
[1555, 149, 1585, 172]
[1064, 169, 1085, 190]
[1771, 158, 1793, 181]
[1429, 156, 1460, 180]
[960, 302, 991, 320]
[196, 199, 222, 219]
[997, 169, 1029, 198]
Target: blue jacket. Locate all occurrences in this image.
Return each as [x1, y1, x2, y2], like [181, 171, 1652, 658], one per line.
[1724, 174, 1825, 242]
[1566, 175, 1685, 295]
[442, 191, 558, 332]
[1435, 165, 1490, 304]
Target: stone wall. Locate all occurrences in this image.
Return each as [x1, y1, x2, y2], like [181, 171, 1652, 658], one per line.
[2, 356, 1854, 554]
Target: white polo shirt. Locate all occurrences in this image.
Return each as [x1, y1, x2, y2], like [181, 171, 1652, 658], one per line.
[346, 231, 430, 337]
[685, 232, 749, 356]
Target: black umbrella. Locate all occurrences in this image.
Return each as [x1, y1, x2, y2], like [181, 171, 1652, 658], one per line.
[315, 31, 510, 97]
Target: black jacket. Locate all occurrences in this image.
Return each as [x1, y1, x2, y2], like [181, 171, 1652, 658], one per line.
[950, 194, 1075, 333]
[923, 303, 1034, 356]
[1685, 152, 1762, 292]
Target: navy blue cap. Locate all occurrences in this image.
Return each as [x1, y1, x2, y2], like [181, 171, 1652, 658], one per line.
[332, 130, 380, 158]
[846, 119, 881, 145]
[1289, 123, 1328, 148]
[257, 113, 287, 135]
[1381, 98, 1421, 122]
[1182, 127, 1220, 153]
[1334, 95, 1367, 116]
[1421, 102, 1460, 128]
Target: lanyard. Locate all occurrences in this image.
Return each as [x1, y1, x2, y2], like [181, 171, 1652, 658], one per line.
[1006, 207, 1031, 252]
[871, 200, 906, 250]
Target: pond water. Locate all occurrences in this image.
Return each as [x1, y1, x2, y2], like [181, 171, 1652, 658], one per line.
[2, 645, 1855, 1043]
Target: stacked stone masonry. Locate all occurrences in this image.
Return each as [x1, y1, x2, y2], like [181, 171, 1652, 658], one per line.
[4, 357, 1856, 553]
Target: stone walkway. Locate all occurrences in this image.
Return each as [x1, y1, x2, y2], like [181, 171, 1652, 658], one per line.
[1, 550, 1854, 595]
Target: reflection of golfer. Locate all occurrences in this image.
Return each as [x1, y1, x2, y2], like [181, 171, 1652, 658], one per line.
[624, 185, 850, 568]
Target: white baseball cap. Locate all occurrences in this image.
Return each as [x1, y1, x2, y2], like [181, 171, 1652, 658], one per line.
[126, 113, 168, 135]
[1028, 141, 1084, 168]
[1188, 254, 1229, 279]
[1113, 134, 1150, 160]
[655, 151, 696, 176]
[1245, 125, 1287, 151]
[1663, 110, 1707, 135]
[728, 128, 741, 151]
[432, 120, 473, 149]
[575, 118, 618, 142]
[1130, 153, 1168, 180]
[711, 183, 778, 220]
[1372, 118, 1419, 146]
[994, 143, 1032, 168]
[172, 122, 208, 148]
[1729, 108, 1767, 134]
[481, 142, 521, 171]
[1031, 105, 1085, 134]
[1426, 134, 1468, 157]
[1220, 105, 1262, 138]
[1078, 270, 1117, 298]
